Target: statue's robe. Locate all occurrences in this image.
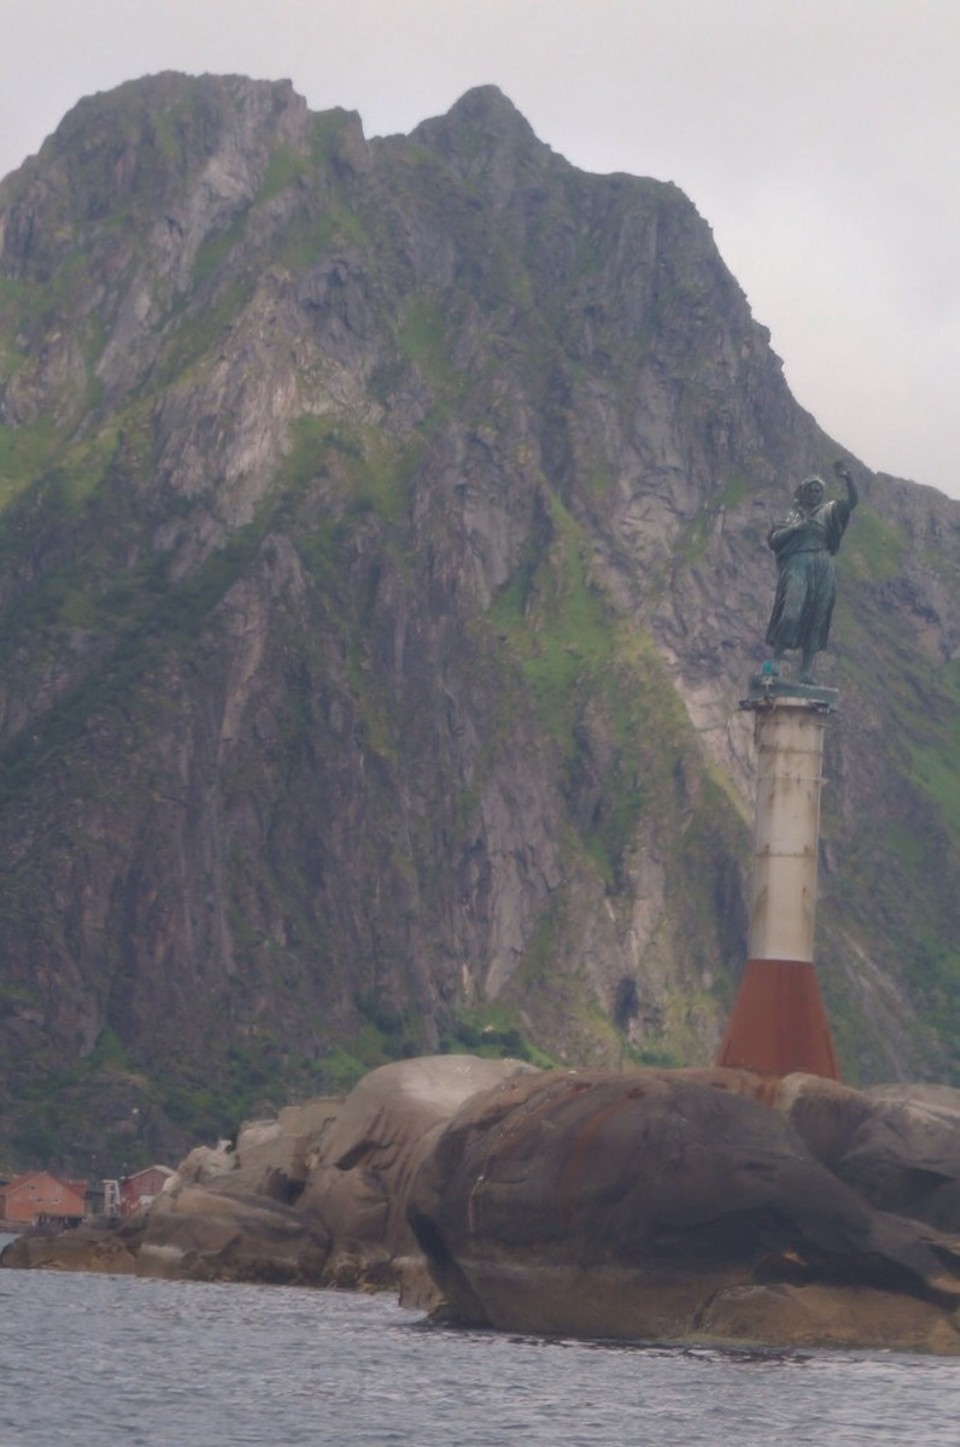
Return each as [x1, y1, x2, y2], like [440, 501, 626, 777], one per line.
[765, 499, 853, 654]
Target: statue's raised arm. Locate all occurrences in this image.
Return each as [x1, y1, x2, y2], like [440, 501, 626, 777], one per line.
[834, 458, 859, 519]
[764, 460, 859, 685]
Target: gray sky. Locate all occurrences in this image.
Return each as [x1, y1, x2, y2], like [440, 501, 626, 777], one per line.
[2, 0, 959, 497]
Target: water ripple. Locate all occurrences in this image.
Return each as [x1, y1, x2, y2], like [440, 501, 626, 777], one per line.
[0, 1267, 959, 1445]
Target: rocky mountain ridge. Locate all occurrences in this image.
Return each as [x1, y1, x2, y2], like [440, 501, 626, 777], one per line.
[0, 74, 958, 1171]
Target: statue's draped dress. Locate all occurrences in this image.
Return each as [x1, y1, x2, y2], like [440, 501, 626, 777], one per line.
[765, 499, 853, 654]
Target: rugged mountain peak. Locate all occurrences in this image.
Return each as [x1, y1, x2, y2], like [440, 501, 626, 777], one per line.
[416, 82, 538, 138]
[0, 72, 325, 429]
[411, 84, 550, 198]
[0, 74, 958, 1172]
[0, 72, 309, 285]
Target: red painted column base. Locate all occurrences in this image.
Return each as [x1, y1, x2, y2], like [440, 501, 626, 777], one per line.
[715, 958, 840, 1080]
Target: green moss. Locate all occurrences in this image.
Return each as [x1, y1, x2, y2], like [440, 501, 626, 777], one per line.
[399, 297, 456, 391]
[816, 636, 960, 1076]
[0, 523, 264, 810]
[871, 656, 960, 840]
[280, 414, 419, 529]
[490, 494, 613, 745]
[88, 1024, 130, 1070]
[191, 213, 249, 288]
[0, 417, 59, 506]
[279, 413, 350, 488]
[680, 471, 754, 563]
[844, 507, 906, 583]
[156, 279, 254, 383]
[491, 498, 696, 883]
[719, 470, 752, 509]
[908, 737, 960, 839]
[258, 146, 309, 202]
[315, 1045, 368, 1094]
[308, 110, 357, 168]
[438, 1002, 556, 1067]
[512, 908, 559, 989]
[277, 203, 367, 268]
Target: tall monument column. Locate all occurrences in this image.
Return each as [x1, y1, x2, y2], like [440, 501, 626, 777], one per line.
[715, 679, 840, 1078]
[716, 459, 858, 1080]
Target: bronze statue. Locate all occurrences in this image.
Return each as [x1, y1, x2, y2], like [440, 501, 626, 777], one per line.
[765, 460, 858, 683]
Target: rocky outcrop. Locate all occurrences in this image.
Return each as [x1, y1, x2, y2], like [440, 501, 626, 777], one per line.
[179, 1097, 343, 1200]
[10, 1058, 960, 1353]
[696, 1284, 960, 1354]
[2, 1056, 528, 1295]
[407, 1068, 960, 1351]
[773, 1074, 960, 1229]
[1, 1186, 331, 1286]
[294, 1054, 535, 1296]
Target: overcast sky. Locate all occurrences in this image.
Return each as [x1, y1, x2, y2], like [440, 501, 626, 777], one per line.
[2, 0, 958, 498]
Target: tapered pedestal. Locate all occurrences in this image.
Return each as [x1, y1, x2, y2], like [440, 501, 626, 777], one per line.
[716, 677, 840, 1080]
[715, 958, 839, 1077]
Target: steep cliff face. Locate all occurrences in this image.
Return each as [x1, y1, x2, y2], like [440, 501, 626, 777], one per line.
[0, 76, 958, 1170]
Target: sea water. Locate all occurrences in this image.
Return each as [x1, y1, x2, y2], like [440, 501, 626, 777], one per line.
[1, 1247, 959, 1446]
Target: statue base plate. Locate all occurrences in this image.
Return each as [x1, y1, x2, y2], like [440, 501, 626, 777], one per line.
[741, 673, 839, 713]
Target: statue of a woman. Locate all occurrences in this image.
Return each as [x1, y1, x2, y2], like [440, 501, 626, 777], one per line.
[765, 460, 858, 683]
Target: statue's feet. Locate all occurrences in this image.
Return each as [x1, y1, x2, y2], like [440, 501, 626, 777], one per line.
[762, 658, 781, 677]
[799, 671, 816, 685]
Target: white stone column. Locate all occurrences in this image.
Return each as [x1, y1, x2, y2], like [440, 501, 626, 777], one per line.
[748, 698, 827, 965]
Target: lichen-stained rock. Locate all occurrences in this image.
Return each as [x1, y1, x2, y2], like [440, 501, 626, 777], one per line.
[136, 1183, 331, 1283]
[698, 1283, 960, 1355]
[177, 1140, 238, 1187]
[297, 1054, 535, 1295]
[773, 1074, 960, 1231]
[0, 1225, 139, 1275]
[175, 1098, 344, 1202]
[407, 1069, 960, 1346]
[1, 1183, 332, 1285]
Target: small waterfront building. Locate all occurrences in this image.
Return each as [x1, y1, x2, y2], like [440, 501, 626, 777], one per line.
[118, 1165, 175, 1216]
[0, 1171, 87, 1226]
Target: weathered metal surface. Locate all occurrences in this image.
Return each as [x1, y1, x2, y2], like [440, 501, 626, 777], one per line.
[715, 958, 840, 1079]
[742, 674, 839, 711]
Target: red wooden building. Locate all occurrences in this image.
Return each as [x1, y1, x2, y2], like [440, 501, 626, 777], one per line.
[118, 1165, 175, 1216]
[0, 1171, 87, 1226]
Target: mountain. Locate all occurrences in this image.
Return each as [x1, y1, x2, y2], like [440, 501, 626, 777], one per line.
[0, 74, 958, 1173]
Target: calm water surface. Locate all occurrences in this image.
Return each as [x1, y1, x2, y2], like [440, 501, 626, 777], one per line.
[1, 1242, 959, 1446]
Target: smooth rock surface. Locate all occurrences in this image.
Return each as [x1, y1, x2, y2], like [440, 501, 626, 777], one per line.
[296, 1055, 535, 1295]
[408, 1068, 960, 1347]
[699, 1282, 960, 1354]
[774, 1074, 960, 1229]
[137, 1184, 331, 1283]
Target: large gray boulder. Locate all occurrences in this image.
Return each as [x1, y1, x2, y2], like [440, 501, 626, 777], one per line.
[407, 1069, 960, 1350]
[296, 1054, 536, 1296]
[178, 1098, 344, 1200]
[136, 1184, 331, 1283]
[773, 1075, 960, 1229]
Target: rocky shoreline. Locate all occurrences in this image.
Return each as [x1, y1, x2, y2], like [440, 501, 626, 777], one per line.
[7, 1056, 960, 1354]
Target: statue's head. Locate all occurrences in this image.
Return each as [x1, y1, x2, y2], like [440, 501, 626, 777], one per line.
[795, 476, 825, 510]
